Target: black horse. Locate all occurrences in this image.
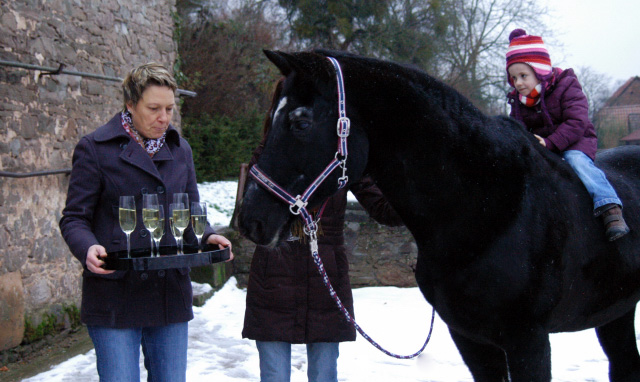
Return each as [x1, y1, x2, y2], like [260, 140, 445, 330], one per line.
[237, 49, 640, 381]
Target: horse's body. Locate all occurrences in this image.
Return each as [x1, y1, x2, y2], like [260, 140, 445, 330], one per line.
[238, 50, 640, 381]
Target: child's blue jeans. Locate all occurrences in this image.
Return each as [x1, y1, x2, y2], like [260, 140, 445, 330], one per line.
[563, 150, 623, 213]
[256, 341, 339, 382]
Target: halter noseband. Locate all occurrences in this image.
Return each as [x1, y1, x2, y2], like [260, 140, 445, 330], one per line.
[249, 56, 350, 243]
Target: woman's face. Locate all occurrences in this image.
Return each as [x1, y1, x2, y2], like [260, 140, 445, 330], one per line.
[127, 85, 175, 139]
[508, 63, 540, 97]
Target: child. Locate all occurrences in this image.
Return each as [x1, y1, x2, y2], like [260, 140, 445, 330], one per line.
[505, 28, 629, 241]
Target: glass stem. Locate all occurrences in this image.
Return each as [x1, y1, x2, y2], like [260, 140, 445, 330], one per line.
[126, 233, 131, 258]
[179, 235, 184, 255]
[150, 235, 154, 257]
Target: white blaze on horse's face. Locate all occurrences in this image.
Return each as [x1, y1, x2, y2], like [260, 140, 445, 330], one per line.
[273, 97, 287, 125]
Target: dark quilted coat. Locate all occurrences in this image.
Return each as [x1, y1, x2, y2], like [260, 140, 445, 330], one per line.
[241, 141, 403, 343]
[507, 68, 598, 160]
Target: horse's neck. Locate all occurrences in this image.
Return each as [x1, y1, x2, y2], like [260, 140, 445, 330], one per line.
[364, 112, 528, 256]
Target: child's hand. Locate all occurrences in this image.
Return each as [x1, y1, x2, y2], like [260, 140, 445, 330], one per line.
[534, 134, 546, 147]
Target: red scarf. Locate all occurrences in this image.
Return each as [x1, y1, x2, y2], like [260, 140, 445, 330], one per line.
[519, 83, 542, 107]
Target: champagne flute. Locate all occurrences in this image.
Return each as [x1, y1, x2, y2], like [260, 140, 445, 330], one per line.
[152, 205, 165, 257]
[142, 194, 160, 256]
[191, 201, 207, 252]
[170, 202, 189, 255]
[169, 214, 181, 255]
[119, 195, 136, 258]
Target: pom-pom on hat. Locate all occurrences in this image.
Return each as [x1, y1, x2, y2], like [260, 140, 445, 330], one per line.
[506, 29, 552, 86]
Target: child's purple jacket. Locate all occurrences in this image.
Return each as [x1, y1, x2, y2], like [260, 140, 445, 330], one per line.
[508, 68, 598, 160]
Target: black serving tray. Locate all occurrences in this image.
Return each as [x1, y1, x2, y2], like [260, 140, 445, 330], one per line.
[103, 244, 231, 271]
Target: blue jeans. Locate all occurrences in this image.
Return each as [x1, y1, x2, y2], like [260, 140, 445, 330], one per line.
[563, 150, 622, 212]
[256, 341, 339, 382]
[87, 322, 188, 382]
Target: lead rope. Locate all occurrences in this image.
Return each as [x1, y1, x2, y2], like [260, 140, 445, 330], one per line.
[306, 227, 435, 359]
[249, 56, 435, 359]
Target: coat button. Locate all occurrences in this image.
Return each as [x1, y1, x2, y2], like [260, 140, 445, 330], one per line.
[140, 272, 148, 280]
[120, 142, 128, 149]
[158, 270, 165, 278]
[156, 186, 165, 194]
[140, 230, 148, 238]
[141, 187, 148, 194]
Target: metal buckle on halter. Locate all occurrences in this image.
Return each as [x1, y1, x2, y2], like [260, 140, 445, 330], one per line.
[336, 117, 350, 137]
[289, 196, 308, 215]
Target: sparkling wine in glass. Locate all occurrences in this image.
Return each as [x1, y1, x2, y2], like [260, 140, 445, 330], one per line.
[191, 202, 207, 252]
[152, 205, 165, 257]
[171, 202, 189, 255]
[142, 194, 160, 256]
[119, 195, 136, 258]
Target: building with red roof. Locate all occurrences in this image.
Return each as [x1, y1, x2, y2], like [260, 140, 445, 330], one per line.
[595, 76, 640, 148]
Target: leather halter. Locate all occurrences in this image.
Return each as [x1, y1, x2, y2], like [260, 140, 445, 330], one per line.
[249, 56, 350, 245]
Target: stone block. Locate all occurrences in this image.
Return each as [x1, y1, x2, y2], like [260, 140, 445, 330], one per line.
[0, 272, 25, 351]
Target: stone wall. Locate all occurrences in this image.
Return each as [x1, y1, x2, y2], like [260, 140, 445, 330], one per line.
[0, 0, 178, 350]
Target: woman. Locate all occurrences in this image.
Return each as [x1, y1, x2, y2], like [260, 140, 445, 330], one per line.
[59, 62, 232, 381]
[242, 79, 403, 382]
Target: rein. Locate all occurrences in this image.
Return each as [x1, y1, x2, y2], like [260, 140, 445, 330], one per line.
[249, 56, 435, 359]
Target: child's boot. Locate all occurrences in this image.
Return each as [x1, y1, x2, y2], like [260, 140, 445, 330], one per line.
[596, 204, 630, 241]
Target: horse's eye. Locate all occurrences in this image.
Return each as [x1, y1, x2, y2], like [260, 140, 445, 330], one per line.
[288, 107, 313, 131]
[293, 120, 312, 130]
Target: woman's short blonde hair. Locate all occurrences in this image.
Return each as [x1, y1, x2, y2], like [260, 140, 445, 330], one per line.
[122, 62, 177, 110]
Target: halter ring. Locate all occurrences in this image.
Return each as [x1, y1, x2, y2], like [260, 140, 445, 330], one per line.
[289, 196, 307, 215]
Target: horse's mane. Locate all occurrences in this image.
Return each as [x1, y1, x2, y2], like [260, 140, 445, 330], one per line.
[312, 49, 572, 180]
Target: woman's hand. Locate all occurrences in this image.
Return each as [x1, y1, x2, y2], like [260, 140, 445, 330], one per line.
[206, 234, 234, 261]
[534, 134, 547, 147]
[86, 244, 115, 274]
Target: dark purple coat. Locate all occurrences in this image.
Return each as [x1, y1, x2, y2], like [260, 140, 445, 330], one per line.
[242, 174, 403, 344]
[508, 68, 598, 160]
[59, 113, 214, 328]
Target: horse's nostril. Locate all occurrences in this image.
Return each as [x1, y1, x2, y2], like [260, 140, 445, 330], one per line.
[239, 215, 266, 244]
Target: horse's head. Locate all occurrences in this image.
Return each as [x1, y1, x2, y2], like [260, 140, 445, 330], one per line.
[238, 50, 369, 246]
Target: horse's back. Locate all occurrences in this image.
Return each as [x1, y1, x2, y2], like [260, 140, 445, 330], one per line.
[596, 145, 640, 233]
[596, 145, 640, 178]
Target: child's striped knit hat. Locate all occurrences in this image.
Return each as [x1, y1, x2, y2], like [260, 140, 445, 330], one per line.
[506, 29, 552, 86]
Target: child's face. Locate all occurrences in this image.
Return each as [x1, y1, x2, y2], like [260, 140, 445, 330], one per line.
[508, 63, 540, 97]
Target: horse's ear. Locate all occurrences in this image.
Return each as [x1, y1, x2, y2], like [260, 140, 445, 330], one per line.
[264, 50, 297, 76]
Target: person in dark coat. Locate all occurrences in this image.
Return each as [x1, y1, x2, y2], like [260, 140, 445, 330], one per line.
[506, 29, 629, 241]
[241, 79, 404, 382]
[59, 62, 232, 381]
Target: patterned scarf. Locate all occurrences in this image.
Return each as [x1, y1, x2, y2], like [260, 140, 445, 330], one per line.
[121, 110, 166, 157]
[519, 83, 542, 107]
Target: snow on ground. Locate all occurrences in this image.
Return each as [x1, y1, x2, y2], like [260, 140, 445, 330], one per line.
[23, 181, 638, 381]
[25, 277, 630, 381]
[198, 181, 239, 228]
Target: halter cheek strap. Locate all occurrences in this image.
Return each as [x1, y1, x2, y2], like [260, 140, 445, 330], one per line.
[248, 56, 350, 235]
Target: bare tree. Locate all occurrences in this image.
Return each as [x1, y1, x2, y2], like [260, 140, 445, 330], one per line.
[435, 0, 553, 113]
[574, 66, 614, 121]
[177, 1, 282, 118]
